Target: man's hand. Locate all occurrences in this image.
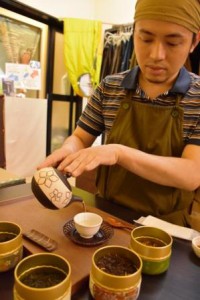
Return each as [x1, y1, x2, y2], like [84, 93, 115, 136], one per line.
[37, 146, 73, 169]
[57, 144, 120, 176]
[37, 126, 96, 171]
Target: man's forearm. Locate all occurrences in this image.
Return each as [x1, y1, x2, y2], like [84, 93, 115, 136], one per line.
[117, 144, 200, 191]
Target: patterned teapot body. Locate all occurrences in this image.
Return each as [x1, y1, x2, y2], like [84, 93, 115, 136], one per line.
[32, 167, 82, 209]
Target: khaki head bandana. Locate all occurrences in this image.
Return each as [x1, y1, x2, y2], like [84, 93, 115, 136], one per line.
[134, 0, 200, 34]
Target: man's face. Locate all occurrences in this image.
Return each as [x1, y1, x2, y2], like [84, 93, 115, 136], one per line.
[134, 19, 196, 86]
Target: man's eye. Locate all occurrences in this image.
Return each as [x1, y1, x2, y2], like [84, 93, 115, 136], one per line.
[141, 38, 152, 43]
[167, 42, 179, 47]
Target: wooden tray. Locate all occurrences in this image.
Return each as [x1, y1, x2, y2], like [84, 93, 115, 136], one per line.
[0, 195, 132, 294]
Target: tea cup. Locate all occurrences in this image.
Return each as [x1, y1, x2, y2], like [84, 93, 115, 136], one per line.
[74, 212, 103, 239]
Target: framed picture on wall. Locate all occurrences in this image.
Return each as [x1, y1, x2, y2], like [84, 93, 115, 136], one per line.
[0, 7, 48, 99]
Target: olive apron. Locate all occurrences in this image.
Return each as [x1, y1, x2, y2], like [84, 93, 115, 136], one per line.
[96, 91, 194, 226]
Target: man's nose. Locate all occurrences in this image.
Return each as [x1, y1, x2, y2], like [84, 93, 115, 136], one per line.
[150, 42, 166, 60]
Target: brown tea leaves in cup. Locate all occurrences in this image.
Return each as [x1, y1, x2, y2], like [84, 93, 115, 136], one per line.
[96, 253, 137, 276]
[20, 266, 66, 288]
[0, 232, 17, 242]
[136, 236, 166, 247]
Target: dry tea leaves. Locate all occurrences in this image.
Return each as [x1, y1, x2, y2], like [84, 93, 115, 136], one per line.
[20, 267, 66, 288]
[136, 236, 166, 247]
[96, 253, 137, 276]
[0, 232, 16, 242]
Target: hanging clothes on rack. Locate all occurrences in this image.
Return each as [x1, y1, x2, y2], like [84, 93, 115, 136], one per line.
[100, 24, 133, 80]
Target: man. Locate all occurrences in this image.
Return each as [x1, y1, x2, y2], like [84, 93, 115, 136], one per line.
[39, 0, 200, 227]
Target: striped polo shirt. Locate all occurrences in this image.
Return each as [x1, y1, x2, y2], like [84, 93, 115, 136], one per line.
[78, 66, 200, 146]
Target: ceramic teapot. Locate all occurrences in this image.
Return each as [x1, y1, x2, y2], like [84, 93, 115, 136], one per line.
[31, 167, 82, 209]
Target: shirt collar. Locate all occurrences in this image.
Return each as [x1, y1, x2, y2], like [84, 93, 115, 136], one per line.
[121, 66, 191, 94]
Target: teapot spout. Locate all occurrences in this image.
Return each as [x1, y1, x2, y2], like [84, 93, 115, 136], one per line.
[71, 195, 83, 203]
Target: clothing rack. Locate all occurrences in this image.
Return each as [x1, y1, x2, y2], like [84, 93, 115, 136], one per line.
[100, 23, 133, 80]
[105, 22, 133, 33]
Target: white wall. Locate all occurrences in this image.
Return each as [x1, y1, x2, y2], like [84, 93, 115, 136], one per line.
[94, 0, 136, 25]
[17, 0, 136, 24]
[16, 0, 95, 19]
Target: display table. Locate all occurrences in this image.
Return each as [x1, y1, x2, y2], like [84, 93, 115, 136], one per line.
[0, 183, 199, 300]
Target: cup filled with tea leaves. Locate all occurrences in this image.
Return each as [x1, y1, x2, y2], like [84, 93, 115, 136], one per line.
[130, 226, 173, 275]
[0, 221, 23, 272]
[74, 212, 103, 239]
[13, 253, 71, 300]
[89, 245, 142, 300]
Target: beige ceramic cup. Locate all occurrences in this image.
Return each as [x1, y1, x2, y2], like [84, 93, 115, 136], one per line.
[74, 212, 103, 239]
[13, 253, 71, 300]
[0, 221, 23, 272]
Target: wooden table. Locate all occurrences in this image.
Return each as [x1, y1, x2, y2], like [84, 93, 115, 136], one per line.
[0, 183, 200, 300]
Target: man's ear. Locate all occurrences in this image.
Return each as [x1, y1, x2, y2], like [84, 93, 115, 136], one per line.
[190, 31, 200, 53]
[196, 31, 200, 44]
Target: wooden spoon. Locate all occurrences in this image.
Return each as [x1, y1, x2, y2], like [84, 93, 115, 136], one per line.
[105, 217, 136, 230]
